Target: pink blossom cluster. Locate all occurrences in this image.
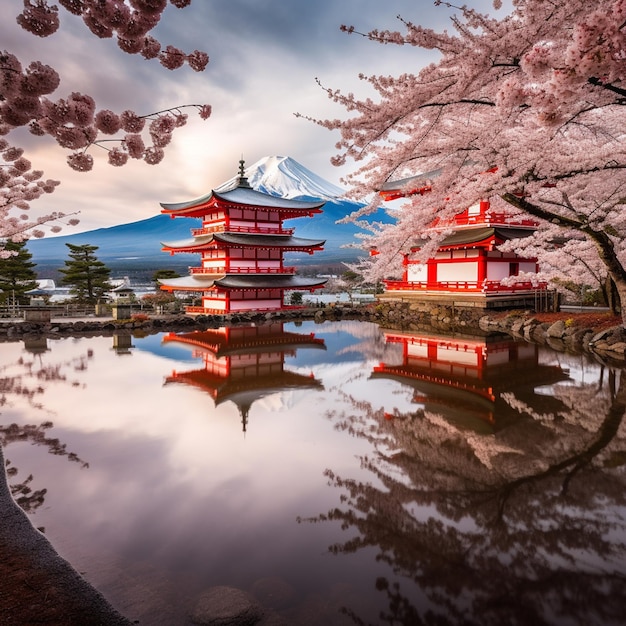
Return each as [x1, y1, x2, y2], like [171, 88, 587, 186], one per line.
[1, 1, 211, 252]
[17, 1, 209, 72]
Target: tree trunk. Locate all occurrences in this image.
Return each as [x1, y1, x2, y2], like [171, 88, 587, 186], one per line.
[605, 276, 621, 316]
[502, 193, 626, 326]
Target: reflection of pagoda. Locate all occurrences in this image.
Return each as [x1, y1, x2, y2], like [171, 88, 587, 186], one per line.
[372, 329, 570, 432]
[163, 323, 325, 431]
[158, 160, 327, 315]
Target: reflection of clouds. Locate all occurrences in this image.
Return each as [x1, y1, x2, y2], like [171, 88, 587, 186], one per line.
[3, 328, 383, 610]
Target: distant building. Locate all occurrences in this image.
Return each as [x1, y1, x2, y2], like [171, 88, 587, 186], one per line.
[158, 160, 327, 315]
[108, 277, 135, 301]
[377, 174, 551, 309]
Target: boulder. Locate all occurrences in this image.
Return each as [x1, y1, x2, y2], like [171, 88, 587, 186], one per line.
[546, 319, 566, 338]
[191, 586, 265, 625]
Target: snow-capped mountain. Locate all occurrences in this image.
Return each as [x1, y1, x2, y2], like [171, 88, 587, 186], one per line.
[217, 155, 348, 203]
[27, 156, 393, 279]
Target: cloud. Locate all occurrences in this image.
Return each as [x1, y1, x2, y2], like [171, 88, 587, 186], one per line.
[3, 0, 500, 234]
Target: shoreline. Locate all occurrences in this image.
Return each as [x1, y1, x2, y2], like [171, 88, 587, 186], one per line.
[2, 302, 625, 364]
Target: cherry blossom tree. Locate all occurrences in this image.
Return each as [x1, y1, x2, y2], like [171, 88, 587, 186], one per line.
[1, 0, 211, 254]
[308, 0, 626, 320]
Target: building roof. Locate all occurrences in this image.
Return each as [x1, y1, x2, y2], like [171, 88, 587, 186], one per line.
[158, 274, 327, 292]
[161, 233, 325, 253]
[216, 275, 327, 289]
[163, 328, 326, 357]
[378, 168, 442, 200]
[160, 181, 325, 218]
[439, 226, 535, 248]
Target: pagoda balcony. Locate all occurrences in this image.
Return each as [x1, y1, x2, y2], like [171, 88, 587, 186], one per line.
[384, 280, 547, 293]
[189, 266, 296, 275]
[185, 304, 304, 315]
[430, 212, 537, 230]
[191, 225, 294, 236]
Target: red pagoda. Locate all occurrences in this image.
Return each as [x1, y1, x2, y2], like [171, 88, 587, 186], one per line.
[158, 160, 327, 315]
[377, 173, 551, 308]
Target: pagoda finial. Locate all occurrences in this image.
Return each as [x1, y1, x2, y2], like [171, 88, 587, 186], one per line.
[236, 156, 252, 188]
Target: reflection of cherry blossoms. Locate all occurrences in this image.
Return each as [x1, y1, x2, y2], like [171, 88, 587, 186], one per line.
[0, 346, 91, 515]
[303, 361, 626, 625]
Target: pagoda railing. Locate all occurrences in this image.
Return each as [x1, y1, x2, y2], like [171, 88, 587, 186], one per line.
[191, 225, 294, 236]
[384, 280, 547, 293]
[184, 304, 305, 315]
[430, 213, 538, 229]
[189, 266, 296, 275]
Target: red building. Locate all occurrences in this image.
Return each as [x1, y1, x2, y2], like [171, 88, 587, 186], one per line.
[378, 175, 549, 307]
[159, 160, 327, 315]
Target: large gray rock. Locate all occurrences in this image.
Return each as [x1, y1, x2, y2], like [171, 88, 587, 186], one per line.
[191, 586, 265, 625]
[546, 319, 566, 338]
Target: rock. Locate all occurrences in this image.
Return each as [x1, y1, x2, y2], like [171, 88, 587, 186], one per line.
[607, 341, 626, 355]
[510, 319, 525, 334]
[546, 319, 566, 338]
[191, 586, 265, 625]
[530, 324, 547, 343]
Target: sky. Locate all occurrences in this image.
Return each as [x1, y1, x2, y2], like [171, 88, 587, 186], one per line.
[4, 0, 503, 234]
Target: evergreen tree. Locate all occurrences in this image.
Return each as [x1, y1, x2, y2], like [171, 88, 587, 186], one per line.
[0, 240, 38, 305]
[58, 244, 112, 304]
[152, 269, 180, 290]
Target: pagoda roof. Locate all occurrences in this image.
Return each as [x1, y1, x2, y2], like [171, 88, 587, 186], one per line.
[437, 226, 534, 249]
[161, 233, 325, 253]
[158, 274, 327, 292]
[378, 168, 442, 199]
[165, 368, 324, 404]
[163, 328, 326, 357]
[160, 182, 325, 217]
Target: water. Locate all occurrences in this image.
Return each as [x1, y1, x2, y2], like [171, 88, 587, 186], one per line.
[2, 320, 626, 625]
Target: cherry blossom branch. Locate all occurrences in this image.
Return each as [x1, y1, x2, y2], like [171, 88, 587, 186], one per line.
[1, 1, 211, 243]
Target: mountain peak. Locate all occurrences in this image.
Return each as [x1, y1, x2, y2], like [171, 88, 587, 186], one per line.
[216, 156, 348, 203]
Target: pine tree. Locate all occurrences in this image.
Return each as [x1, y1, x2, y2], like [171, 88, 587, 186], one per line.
[58, 243, 112, 304]
[0, 240, 38, 305]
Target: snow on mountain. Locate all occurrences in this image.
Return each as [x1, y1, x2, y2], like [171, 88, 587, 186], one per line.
[217, 155, 351, 204]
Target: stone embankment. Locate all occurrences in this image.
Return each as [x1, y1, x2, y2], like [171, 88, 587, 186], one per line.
[2, 300, 626, 364]
[367, 300, 626, 364]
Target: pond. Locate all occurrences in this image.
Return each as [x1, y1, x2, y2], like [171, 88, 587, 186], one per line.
[1, 319, 626, 625]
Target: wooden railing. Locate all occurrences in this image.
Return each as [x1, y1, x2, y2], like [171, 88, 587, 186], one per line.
[191, 225, 294, 236]
[384, 280, 547, 293]
[189, 266, 295, 275]
[429, 213, 537, 229]
[185, 304, 304, 315]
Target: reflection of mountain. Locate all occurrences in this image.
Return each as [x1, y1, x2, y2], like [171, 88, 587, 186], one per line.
[372, 329, 570, 432]
[162, 323, 325, 431]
